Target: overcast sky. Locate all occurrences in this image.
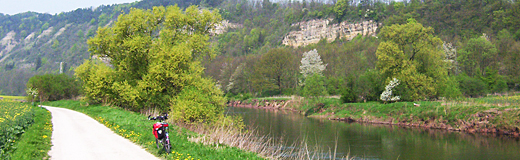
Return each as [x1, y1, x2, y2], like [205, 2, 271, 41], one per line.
[0, 0, 139, 15]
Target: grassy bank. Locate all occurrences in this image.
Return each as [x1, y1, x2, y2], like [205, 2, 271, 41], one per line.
[10, 107, 53, 159]
[302, 96, 520, 135]
[233, 95, 520, 136]
[1, 100, 52, 159]
[44, 100, 263, 160]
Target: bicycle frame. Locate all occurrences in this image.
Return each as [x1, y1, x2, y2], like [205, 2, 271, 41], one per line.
[153, 121, 171, 153]
[149, 114, 171, 153]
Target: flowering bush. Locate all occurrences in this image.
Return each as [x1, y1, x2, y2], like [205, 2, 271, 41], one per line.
[380, 78, 400, 102]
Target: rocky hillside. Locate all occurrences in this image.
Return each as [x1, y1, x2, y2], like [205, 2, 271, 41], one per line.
[283, 19, 380, 47]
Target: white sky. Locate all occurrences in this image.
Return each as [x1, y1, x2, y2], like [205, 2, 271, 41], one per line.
[0, 0, 139, 15]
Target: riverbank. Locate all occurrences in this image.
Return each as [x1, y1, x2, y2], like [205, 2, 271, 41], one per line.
[229, 95, 520, 137]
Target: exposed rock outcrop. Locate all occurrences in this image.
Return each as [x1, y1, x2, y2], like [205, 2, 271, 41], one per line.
[212, 20, 242, 35]
[283, 19, 380, 47]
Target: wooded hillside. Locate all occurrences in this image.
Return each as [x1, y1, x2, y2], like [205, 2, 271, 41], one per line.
[1, 0, 519, 100]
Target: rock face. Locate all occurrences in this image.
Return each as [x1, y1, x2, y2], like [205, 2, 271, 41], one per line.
[212, 20, 242, 35]
[283, 19, 380, 47]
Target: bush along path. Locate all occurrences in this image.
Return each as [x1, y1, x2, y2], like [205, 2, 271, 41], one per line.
[45, 100, 263, 160]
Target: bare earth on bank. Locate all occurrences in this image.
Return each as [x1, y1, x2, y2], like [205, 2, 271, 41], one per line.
[44, 106, 159, 160]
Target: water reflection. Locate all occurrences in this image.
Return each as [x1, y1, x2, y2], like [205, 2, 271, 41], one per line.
[226, 107, 520, 160]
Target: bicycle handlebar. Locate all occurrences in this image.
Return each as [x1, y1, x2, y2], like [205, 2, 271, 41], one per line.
[148, 113, 168, 121]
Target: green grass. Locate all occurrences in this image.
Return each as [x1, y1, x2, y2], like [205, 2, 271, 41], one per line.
[0, 100, 34, 159]
[44, 100, 263, 160]
[10, 107, 52, 159]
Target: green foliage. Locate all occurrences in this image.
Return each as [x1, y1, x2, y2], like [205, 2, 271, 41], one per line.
[256, 48, 296, 95]
[302, 73, 327, 98]
[340, 87, 357, 103]
[171, 85, 225, 123]
[355, 69, 383, 101]
[480, 67, 508, 93]
[334, 0, 349, 21]
[74, 59, 115, 104]
[457, 74, 488, 98]
[0, 101, 34, 159]
[326, 76, 343, 95]
[83, 5, 225, 122]
[458, 37, 498, 77]
[26, 74, 81, 101]
[376, 19, 446, 101]
[441, 76, 462, 100]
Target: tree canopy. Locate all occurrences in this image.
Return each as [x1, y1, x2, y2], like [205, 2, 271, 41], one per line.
[376, 19, 447, 101]
[77, 5, 224, 122]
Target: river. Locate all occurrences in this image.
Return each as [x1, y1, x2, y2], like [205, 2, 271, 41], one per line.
[226, 107, 520, 160]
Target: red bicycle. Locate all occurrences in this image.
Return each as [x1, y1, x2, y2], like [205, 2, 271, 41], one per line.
[148, 113, 171, 153]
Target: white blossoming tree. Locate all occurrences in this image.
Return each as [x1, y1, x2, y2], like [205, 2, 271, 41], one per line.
[380, 78, 400, 102]
[300, 49, 327, 78]
[299, 49, 328, 97]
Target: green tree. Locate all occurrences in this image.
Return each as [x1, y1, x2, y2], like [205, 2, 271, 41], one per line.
[257, 48, 296, 95]
[83, 5, 224, 122]
[376, 19, 447, 101]
[458, 36, 498, 78]
[334, 0, 349, 21]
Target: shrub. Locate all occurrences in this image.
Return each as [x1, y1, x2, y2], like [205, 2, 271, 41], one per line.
[302, 73, 328, 98]
[340, 87, 357, 103]
[26, 74, 81, 101]
[458, 74, 487, 97]
[441, 76, 462, 100]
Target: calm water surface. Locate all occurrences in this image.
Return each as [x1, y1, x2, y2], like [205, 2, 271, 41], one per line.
[226, 107, 520, 160]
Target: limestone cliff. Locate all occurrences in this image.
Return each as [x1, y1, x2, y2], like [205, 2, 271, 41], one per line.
[282, 19, 380, 47]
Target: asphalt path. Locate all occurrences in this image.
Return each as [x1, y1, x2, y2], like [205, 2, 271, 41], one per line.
[44, 106, 159, 160]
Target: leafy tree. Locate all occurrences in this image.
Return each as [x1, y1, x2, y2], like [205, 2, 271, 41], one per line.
[257, 48, 296, 95]
[376, 19, 447, 101]
[83, 5, 224, 123]
[334, 0, 349, 21]
[458, 36, 498, 77]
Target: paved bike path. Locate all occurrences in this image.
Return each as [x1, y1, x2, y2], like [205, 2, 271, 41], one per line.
[44, 106, 160, 160]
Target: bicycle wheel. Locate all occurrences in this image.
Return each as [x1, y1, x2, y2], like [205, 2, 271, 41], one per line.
[155, 138, 161, 149]
[163, 137, 171, 153]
